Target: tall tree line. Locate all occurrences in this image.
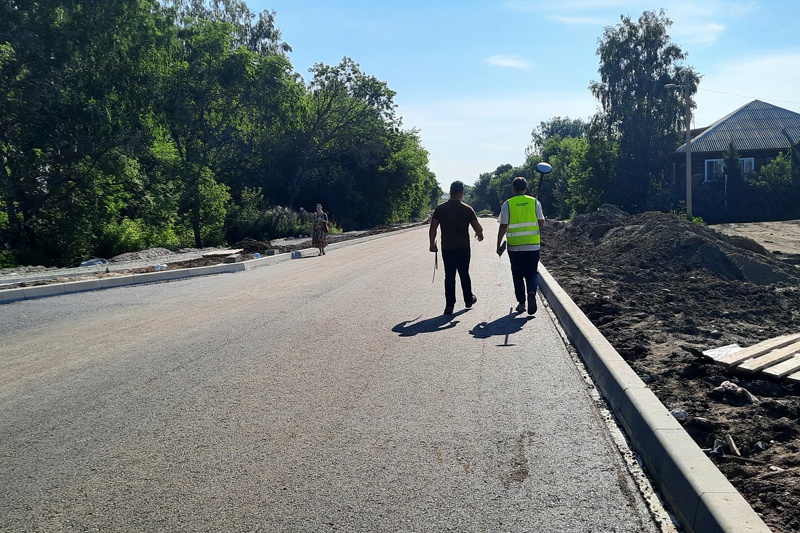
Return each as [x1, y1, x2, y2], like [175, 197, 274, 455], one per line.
[0, 0, 439, 266]
[470, 10, 800, 223]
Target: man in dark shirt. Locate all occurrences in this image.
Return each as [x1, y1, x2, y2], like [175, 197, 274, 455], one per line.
[429, 180, 484, 314]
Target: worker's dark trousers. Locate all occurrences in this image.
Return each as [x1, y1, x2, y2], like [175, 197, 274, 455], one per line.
[508, 249, 540, 304]
[441, 248, 472, 307]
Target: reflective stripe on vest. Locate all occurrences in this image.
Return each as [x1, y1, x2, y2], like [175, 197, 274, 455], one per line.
[507, 195, 540, 247]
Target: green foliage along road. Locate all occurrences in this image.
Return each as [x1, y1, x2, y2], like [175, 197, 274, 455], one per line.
[0, 0, 439, 267]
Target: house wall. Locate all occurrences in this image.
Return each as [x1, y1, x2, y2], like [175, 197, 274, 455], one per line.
[672, 149, 785, 183]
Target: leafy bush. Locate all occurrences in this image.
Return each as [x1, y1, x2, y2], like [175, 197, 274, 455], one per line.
[98, 218, 182, 258]
[327, 220, 343, 234]
[225, 188, 312, 241]
[263, 206, 311, 238]
[0, 249, 17, 268]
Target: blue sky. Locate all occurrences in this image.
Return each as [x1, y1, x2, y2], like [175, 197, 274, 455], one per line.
[249, 0, 800, 189]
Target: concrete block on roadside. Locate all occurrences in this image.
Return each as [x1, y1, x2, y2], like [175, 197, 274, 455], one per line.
[160, 268, 193, 280]
[132, 272, 168, 284]
[695, 492, 773, 533]
[100, 276, 134, 289]
[220, 263, 246, 273]
[23, 283, 66, 299]
[223, 254, 242, 264]
[291, 251, 302, 259]
[188, 265, 224, 277]
[62, 279, 102, 294]
[265, 249, 276, 256]
[0, 288, 26, 303]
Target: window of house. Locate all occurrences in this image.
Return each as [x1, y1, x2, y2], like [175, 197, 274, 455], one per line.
[739, 157, 755, 180]
[705, 159, 724, 182]
[705, 157, 756, 181]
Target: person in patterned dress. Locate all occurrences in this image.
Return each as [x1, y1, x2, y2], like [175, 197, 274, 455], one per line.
[312, 204, 329, 256]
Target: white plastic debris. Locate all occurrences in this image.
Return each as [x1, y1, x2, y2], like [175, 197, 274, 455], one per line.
[671, 409, 689, 420]
[713, 380, 759, 404]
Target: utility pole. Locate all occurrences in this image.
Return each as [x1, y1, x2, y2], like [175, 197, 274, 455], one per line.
[666, 80, 692, 217]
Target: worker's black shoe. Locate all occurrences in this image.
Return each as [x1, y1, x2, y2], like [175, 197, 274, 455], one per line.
[515, 302, 526, 313]
[465, 294, 477, 308]
[444, 306, 454, 315]
[527, 291, 537, 315]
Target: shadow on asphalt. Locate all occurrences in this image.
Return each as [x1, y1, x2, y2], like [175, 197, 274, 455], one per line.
[392, 310, 469, 336]
[469, 309, 533, 347]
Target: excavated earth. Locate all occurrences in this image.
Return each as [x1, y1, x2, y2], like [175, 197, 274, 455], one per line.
[542, 206, 800, 533]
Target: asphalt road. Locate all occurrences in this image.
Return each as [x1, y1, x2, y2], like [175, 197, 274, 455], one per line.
[0, 223, 661, 532]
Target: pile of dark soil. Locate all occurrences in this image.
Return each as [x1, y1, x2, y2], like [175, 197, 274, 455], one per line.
[233, 238, 274, 254]
[543, 205, 800, 532]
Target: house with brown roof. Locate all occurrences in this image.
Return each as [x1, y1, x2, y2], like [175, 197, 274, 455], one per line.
[674, 99, 800, 183]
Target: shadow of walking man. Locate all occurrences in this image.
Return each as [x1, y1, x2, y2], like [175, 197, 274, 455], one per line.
[392, 310, 469, 337]
[469, 308, 533, 347]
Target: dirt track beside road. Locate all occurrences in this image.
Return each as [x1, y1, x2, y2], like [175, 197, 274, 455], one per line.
[543, 208, 800, 533]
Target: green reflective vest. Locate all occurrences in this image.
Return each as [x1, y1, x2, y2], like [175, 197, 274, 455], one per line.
[507, 195, 540, 247]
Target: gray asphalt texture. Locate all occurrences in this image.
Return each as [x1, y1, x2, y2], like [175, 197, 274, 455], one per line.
[0, 223, 660, 532]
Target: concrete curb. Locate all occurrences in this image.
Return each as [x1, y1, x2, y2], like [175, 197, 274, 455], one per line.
[0, 226, 422, 305]
[537, 263, 771, 533]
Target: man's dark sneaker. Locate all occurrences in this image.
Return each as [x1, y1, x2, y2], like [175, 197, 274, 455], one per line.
[465, 294, 477, 308]
[527, 291, 537, 315]
[515, 302, 526, 313]
[444, 306, 454, 315]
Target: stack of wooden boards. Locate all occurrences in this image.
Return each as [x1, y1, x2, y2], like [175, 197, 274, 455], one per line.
[704, 333, 800, 382]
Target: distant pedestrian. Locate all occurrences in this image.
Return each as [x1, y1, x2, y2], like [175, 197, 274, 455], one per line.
[312, 204, 329, 256]
[496, 176, 545, 315]
[429, 181, 484, 315]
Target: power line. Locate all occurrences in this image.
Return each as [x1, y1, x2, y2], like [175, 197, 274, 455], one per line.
[698, 87, 800, 105]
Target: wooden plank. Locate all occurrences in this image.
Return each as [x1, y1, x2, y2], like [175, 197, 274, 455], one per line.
[716, 455, 766, 466]
[786, 371, 800, 384]
[717, 333, 800, 367]
[202, 249, 243, 258]
[725, 434, 741, 456]
[737, 341, 800, 373]
[763, 353, 800, 378]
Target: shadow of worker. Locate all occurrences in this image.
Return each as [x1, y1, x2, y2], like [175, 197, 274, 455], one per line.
[469, 308, 533, 347]
[392, 310, 469, 337]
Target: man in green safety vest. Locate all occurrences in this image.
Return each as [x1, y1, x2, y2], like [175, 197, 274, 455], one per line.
[429, 180, 484, 315]
[496, 176, 545, 315]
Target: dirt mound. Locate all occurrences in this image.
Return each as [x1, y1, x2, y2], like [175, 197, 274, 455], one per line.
[543, 206, 800, 532]
[553, 205, 800, 286]
[233, 238, 273, 254]
[109, 248, 174, 262]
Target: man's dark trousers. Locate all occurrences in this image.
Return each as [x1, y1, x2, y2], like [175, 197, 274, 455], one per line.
[508, 250, 540, 304]
[441, 248, 472, 307]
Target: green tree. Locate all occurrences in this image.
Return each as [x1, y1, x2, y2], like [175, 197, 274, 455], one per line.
[164, 0, 291, 55]
[469, 164, 516, 215]
[376, 130, 438, 223]
[721, 141, 745, 219]
[527, 116, 588, 157]
[542, 136, 595, 218]
[283, 57, 398, 207]
[590, 10, 697, 212]
[157, 18, 292, 247]
[1, 0, 172, 265]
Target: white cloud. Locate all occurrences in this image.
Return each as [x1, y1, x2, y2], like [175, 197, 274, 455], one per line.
[505, 0, 758, 47]
[670, 21, 727, 45]
[486, 55, 532, 69]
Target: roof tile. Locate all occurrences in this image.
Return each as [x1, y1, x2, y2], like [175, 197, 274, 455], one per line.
[678, 100, 800, 154]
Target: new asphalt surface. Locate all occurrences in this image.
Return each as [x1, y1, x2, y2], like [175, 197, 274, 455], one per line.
[0, 222, 761, 531]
